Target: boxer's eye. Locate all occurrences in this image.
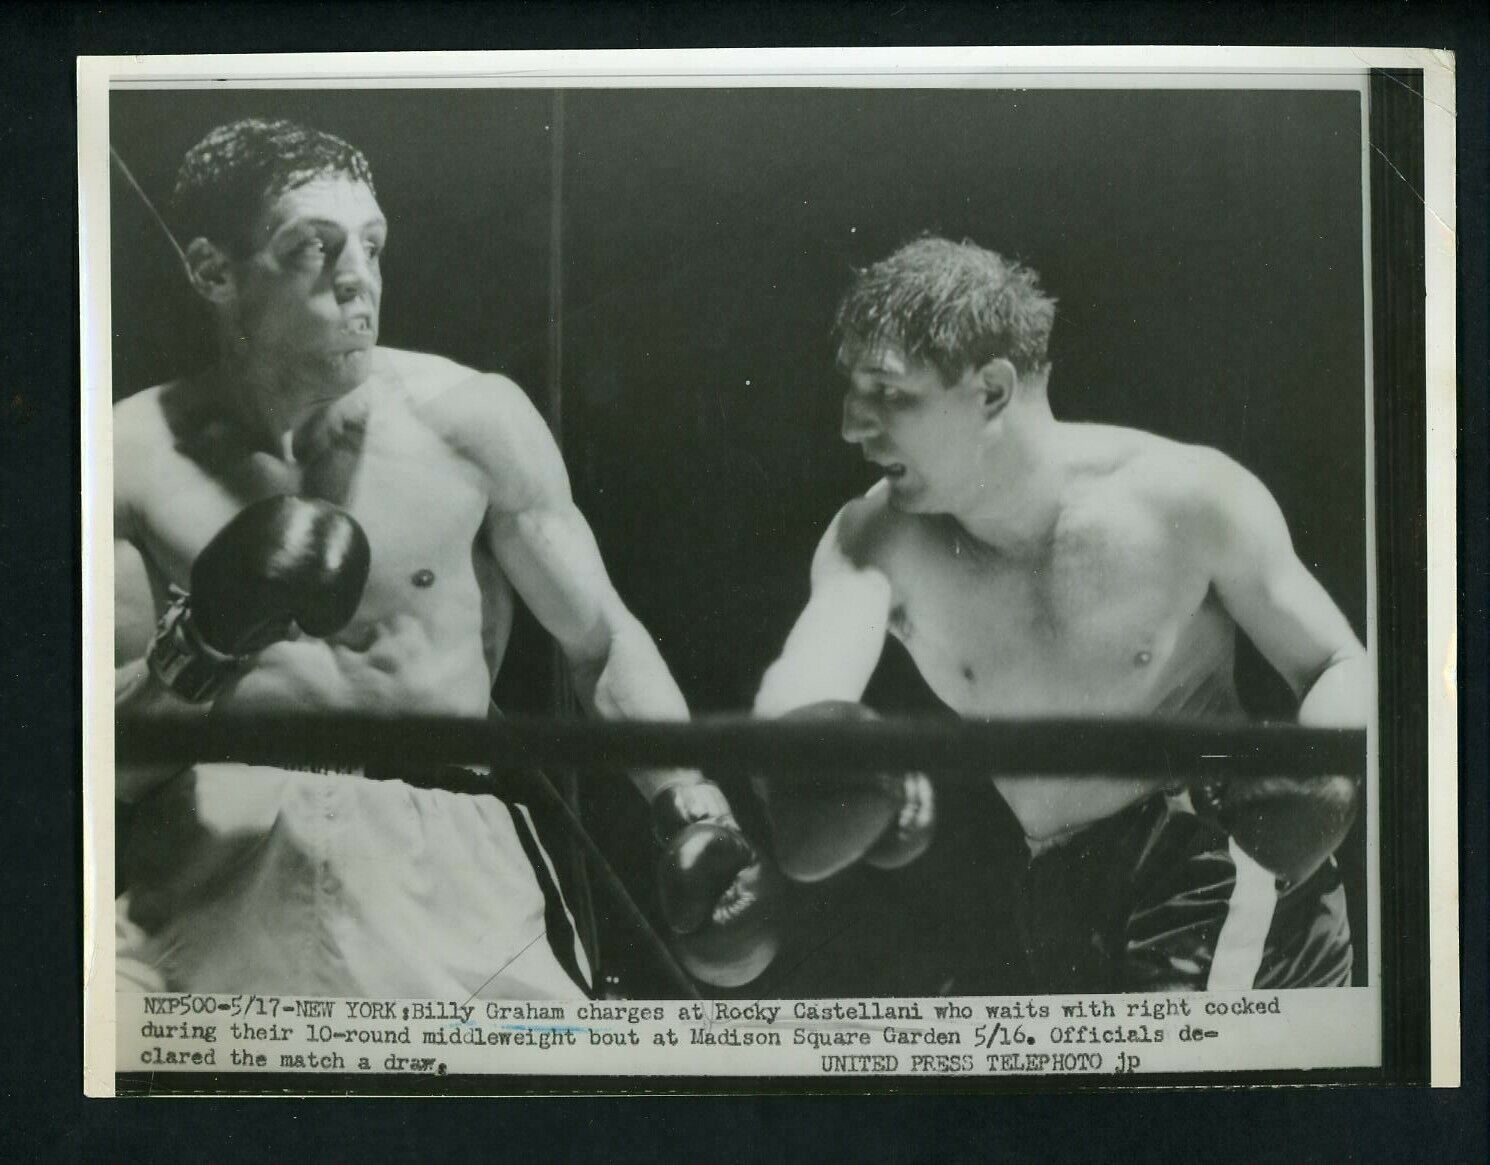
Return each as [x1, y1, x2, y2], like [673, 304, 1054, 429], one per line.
[288, 237, 327, 267]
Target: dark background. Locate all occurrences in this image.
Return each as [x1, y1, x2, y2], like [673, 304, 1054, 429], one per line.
[111, 85, 1370, 993]
[559, 87, 1365, 711]
[113, 87, 1368, 713]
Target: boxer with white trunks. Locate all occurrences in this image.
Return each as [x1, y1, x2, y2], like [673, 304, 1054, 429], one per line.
[114, 119, 776, 998]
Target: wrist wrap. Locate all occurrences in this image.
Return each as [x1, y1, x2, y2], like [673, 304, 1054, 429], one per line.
[146, 588, 242, 703]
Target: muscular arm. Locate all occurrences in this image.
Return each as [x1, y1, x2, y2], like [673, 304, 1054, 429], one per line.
[996, 452, 1368, 844]
[1180, 453, 1368, 877]
[754, 504, 893, 716]
[1201, 455, 1368, 727]
[751, 504, 914, 877]
[447, 375, 697, 800]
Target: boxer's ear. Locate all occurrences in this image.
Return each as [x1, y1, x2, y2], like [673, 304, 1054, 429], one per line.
[973, 358, 1017, 421]
[183, 238, 236, 306]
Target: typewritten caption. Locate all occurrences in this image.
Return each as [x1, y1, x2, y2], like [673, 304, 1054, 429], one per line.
[117, 989, 1378, 1076]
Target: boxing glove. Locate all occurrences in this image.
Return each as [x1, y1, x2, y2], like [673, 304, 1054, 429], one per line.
[1189, 774, 1359, 886]
[755, 701, 935, 883]
[147, 495, 371, 702]
[653, 781, 780, 988]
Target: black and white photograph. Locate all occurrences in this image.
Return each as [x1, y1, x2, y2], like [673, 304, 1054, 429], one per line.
[79, 49, 1455, 1092]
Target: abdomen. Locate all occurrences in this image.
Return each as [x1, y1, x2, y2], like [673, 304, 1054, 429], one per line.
[217, 617, 493, 719]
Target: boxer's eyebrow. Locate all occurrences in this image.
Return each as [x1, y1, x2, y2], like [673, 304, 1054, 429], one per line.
[281, 214, 388, 234]
[852, 347, 908, 377]
[855, 360, 905, 382]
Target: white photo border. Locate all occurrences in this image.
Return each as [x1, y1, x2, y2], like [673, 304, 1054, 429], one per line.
[78, 46, 1456, 1094]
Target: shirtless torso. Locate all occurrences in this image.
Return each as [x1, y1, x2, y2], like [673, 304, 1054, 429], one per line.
[115, 347, 515, 725]
[858, 425, 1242, 724]
[113, 347, 639, 996]
[109, 146, 752, 998]
[754, 249, 1365, 987]
[757, 420, 1364, 842]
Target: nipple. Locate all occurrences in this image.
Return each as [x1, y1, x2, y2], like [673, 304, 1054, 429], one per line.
[1134, 650, 1153, 667]
[412, 568, 436, 588]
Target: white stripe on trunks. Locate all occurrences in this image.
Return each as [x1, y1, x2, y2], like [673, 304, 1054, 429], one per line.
[1206, 837, 1279, 990]
[511, 801, 593, 990]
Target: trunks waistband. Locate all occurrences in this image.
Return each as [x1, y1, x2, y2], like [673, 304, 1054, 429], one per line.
[273, 761, 512, 800]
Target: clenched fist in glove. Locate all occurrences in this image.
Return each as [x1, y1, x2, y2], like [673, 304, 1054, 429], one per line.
[653, 780, 780, 988]
[1189, 773, 1359, 886]
[147, 495, 371, 702]
[753, 701, 936, 883]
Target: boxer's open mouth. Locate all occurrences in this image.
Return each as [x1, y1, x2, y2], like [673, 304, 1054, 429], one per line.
[335, 328, 376, 357]
[884, 464, 907, 479]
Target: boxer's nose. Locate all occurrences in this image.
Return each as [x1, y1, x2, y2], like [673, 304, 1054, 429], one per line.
[333, 238, 380, 305]
[841, 392, 880, 443]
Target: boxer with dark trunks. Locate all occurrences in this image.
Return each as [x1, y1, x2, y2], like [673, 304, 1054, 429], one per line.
[114, 119, 776, 998]
[752, 238, 1366, 991]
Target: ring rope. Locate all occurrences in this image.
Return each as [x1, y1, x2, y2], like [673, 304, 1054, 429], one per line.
[115, 713, 1366, 778]
[518, 762, 705, 1001]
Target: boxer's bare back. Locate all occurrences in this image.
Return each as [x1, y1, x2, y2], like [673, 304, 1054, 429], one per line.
[115, 348, 539, 721]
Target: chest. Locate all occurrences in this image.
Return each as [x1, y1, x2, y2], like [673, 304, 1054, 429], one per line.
[880, 510, 1212, 713]
[132, 394, 489, 610]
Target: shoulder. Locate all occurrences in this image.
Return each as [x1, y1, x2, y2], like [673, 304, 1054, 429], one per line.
[813, 481, 906, 579]
[1109, 433, 1287, 554]
[1067, 423, 1255, 509]
[382, 349, 566, 510]
[376, 347, 483, 400]
[112, 382, 171, 449]
[115, 376, 231, 458]
[112, 384, 177, 530]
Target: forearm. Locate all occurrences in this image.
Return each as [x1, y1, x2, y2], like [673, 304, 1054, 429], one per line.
[754, 656, 856, 718]
[569, 614, 702, 802]
[750, 658, 869, 808]
[1298, 648, 1370, 728]
[753, 581, 888, 719]
[1193, 650, 1367, 881]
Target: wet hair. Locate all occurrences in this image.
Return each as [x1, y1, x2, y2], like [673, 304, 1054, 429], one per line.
[835, 236, 1056, 382]
[170, 118, 376, 257]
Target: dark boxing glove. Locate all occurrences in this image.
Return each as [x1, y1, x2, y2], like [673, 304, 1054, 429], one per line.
[147, 496, 371, 702]
[1189, 773, 1359, 886]
[653, 781, 780, 988]
[754, 701, 935, 883]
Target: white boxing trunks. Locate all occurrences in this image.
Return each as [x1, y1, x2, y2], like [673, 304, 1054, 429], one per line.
[116, 763, 591, 1000]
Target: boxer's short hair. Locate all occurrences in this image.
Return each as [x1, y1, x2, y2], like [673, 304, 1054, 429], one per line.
[170, 118, 376, 257]
[835, 236, 1056, 382]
